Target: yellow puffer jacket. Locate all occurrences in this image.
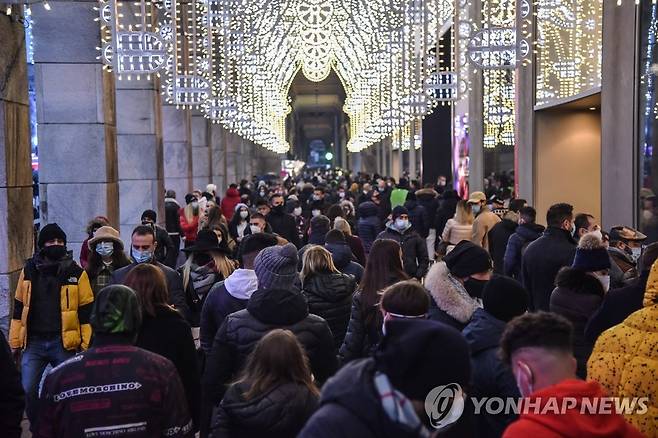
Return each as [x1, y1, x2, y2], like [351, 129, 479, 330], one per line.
[9, 258, 94, 351]
[587, 260, 658, 437]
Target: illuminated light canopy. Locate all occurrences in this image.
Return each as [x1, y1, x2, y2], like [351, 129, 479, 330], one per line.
[98, 0, 455, 153]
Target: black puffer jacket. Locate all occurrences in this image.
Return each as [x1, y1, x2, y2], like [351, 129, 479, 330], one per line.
[357, 202, 382, 253]
[211, 382, 318, 438]
[376, 224, 429, 279]
[487, 218, 518, 274]
[403, 199, 429, 238]
[201, 287, 337, 435]
[550, 267, 605, 378]
[325, 242, 364, 283]
[302, 272, 356, 348]
[462, 309, 519, 437]
[339, 291, 382, 364]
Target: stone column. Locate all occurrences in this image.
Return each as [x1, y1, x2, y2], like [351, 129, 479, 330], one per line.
[115, 76, 164, 240]
[191, 111, 210, 191]
[0, 10, 34, 331]
[34, 1, 119, 260]
[210, 123, 226, 191]
[163, 104, 193, 201]
[225, 131, 239, 188]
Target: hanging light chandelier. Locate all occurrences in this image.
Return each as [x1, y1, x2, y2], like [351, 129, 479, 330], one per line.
[97, 0, 455, 153]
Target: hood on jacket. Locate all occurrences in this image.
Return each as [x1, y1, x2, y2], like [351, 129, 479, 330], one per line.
[509, 380, 644, 437]
[516, 222, 545, 241]
[325, 242, 353, 270]
[415, 188, 438, 200]
[425, 262, 481, 323]
[247, 287, 309, 325]
[462, 308, 506, 355]
[225, 187, 240, 198]
[303, 272, 354, 303]
[555, 267, 605, 297]
[220, 382, 316, 434]
[358, 201, 379, 218]
[225, 269, 259, 300]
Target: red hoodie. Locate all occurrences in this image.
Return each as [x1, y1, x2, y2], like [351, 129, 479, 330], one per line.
[221, 187, 241, 220]
[503, 380, 645, 438]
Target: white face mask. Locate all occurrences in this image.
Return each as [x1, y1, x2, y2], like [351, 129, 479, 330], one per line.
[312, 209, 321, 217]
[293, 207, 303, 217]
[250, 225, 262, 234]
[592, 273, 611, 293]
[472, 204, 481, 215]
[631, 247, 642, 263]
[240, 210, 249, 219]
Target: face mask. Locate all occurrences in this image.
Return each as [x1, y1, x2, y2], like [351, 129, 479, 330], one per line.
[570, 221, 576, 236]
[464, 277, 488, 299]
[195, 253, 212, 267]
[141, 220, 153, 226]
[472, 204, 481, 215]
[191, 201, 199, 209]
[240, 210, 249, 219]
[312, 194, 321, 201]
[593, 273, 611, 293]
[631, 247, 642, 263]
[395, 218, 409, 230]
[132, 248, 153, 264]
[378, 186, 385, 192]
[259, 191, 266, 197]
[95, 242, 114, 257]
[338, 192, 345, 198]
[293, 207, 303, 217]
[41, 245, 67, 261]
[312, 209, 321, 217]
[250, 225, 262, 234]
[272, 204, 284, 214]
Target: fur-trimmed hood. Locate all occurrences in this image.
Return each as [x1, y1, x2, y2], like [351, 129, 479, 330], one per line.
[424, 262, 481, 323]
[415, 188, 438, 199]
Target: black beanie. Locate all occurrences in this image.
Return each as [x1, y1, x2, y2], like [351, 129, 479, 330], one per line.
[38, 223, 67, 249]
[375, 319, 470, 401]
[483, 276, 529, 322]
[391, 205, 409, 220]
[443, 240, 492, 278]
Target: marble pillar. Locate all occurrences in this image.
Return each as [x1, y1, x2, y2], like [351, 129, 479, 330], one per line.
[225, 130, 239, 186]
[210, 123, 226, 192]
[33, 1, 119, 260]
[115, 76, 164, 242]
[162, 104, 192, 202]
[191, 111, 211, 191]
[0, 11, 34, 331]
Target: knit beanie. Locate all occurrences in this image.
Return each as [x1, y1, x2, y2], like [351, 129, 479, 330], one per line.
[483, 276, 529, 322]
[38, 223, 67, 249]
[391, 205, 409, 220]
[375, 319, 470, 401]
[90, 285, 142, 335]
[572, 234, 611, 272]
[255, 243, 299, 289]
[443, 240, 492, 278]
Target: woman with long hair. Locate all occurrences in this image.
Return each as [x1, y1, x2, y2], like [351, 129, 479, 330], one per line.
[301, 246, 356, 349]
[79, 216, 110, 268]
[179, 229, 237, 326]
[228, 203, 252, 245]
[180, 193, 201, 248]
[210, 329, 319, 438]
[339, 239, 409, 363]
[124, 263, 201, 431]
[441, 200, 475, 247]
[85, 226, 131, 295]
[202, 204, 234, 251]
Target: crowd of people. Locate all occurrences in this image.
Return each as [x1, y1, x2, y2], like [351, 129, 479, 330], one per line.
[1, 168, 656, 438]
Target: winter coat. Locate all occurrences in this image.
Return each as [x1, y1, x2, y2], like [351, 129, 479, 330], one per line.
[488, 218, 518, 274]
[404, 199, 429, 238]
[220, 188, 241, 221]
[199, 269, 257, 354]
[302, 272, 356, 348]
[376, 224, 429, 279]
[201, 287, 337, 435]
[425, 262, 481, 331]
[211, 382, 318, 438]
[153, 224, 177, 269]
[521, 227, 577, 311]
[0, 332, 24, 438]
[503, 222, 545, 279]
[550, 268, 605, 378]
[588, 262, 658, 437]
[434, 196, 460, 237]
[415, 188, 439, 228]
[267, 210, 301, 247]
[502, 379, 644, 438]
[357, 202, 383, 253]
[462, 308, 520, 438]
[339, 291, 382, 364]
[179, 209, 200, 243]
[585, 270, 649, 344]
[471, 210, 501, 251]
[9, 255, 94, 351]
[178, 263, 224, 327]
[136, 306, 201, 430]
[111, 261, 192, 323]
[346, 235, 367, 267]
[165, 197, 183, 235]
[441, 218, 473, 245]
[325, 242, 364, 284]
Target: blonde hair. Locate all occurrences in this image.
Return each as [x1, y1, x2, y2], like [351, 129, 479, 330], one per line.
[301, 246, 338, 283]
[333, 217, 352, 236]
[455, 200, 474, 225]
[184, 203, 199, 224]
[181, 251, 237, 291]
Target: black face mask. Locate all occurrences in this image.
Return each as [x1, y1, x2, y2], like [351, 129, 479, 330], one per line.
[464, 278, 488, 299]
[272, 204, 284, 214]
[195, 253, 213, 267]
[41, 245, 68, 261]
